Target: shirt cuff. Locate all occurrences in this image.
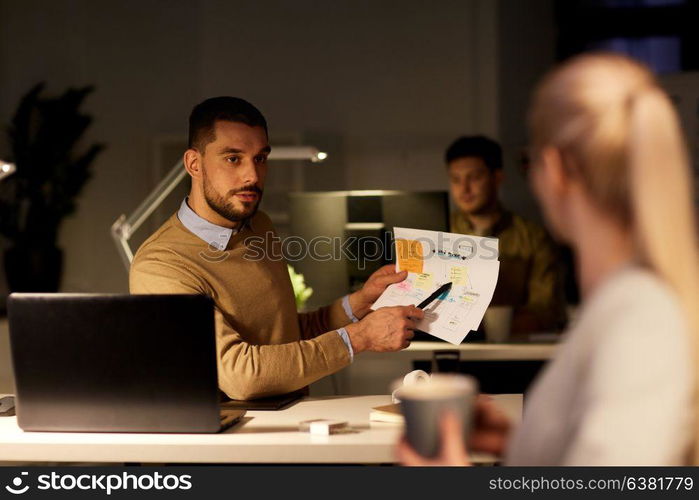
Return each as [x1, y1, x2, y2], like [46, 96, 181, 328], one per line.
[341, 294, 359, 323]
[336, 327, 354, 361]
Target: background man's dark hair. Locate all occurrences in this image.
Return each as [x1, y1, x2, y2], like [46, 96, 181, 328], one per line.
[445, 135, 503, 172]
[188, 96, 268, 151]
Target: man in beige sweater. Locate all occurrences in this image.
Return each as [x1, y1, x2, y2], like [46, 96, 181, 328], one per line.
[130, 97, 422, 400]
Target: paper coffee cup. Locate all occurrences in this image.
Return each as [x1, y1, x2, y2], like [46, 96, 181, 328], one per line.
[395, 374, 478, 458]
[484, 306, 513, 343]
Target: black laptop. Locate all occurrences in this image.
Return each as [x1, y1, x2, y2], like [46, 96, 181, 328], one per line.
[7, 293, 244, 433]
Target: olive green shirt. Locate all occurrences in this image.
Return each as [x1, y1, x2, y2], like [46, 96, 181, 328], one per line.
[451, 209, 566, 333]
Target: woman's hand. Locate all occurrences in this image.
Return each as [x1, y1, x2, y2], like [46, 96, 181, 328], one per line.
[396, 396, 512, 466]
[396, 412, 471, 466]
[469, 395, 511, 456]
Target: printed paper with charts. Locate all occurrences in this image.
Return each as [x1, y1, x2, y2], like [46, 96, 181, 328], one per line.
[371, 227, 500, 345]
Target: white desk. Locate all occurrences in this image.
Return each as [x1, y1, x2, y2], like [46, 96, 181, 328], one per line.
[404, 340, 557, 360]
[0, 394, 521, 464]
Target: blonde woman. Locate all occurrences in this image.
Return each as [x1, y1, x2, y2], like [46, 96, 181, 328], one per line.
[399, 52, 699, 466]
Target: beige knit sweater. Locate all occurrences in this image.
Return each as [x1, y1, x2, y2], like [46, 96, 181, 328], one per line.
[130, 211, 352, 400]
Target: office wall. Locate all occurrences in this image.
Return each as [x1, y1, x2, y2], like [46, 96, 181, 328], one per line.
[497, 0, 556, 222]
[0, 0, 541, 295]
[0, 0, 201, 294]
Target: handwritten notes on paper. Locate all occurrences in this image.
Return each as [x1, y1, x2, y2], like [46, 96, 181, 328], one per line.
[371, 227, 500, 344]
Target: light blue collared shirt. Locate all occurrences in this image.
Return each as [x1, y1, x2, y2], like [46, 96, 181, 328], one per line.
[177, 198, 355, 360]
[177, 198, 238, 250]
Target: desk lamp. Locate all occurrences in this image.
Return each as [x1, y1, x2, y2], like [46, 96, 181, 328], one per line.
[0, 160, 16, 182]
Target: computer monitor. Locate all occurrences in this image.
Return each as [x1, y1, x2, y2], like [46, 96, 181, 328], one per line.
[289, 191, 449, 309]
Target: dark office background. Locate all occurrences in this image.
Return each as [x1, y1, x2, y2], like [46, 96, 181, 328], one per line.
[0, 0, 696, 297]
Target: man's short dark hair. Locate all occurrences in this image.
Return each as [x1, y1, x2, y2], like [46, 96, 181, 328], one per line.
[188, 96, 268, 151]
[445, 135, 502, 171]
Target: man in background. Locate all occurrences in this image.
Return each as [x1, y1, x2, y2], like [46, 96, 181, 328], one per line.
[446, 135, 566, 334]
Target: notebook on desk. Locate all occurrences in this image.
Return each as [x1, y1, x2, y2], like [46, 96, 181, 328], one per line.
[8, 293, 244, 433]
[220, 392, 303, 411]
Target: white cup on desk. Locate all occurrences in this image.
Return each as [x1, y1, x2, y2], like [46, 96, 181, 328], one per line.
[483, 306, 513, 343]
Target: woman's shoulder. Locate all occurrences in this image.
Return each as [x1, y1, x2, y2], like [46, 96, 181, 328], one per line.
[568, 265, 690, 368]
[586, 265, 685, 328]
[577, 265, 691, 371]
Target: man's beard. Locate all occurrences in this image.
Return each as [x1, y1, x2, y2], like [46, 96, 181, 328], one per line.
[465, 194, 499, 216]
[468, 200, 495, 216]
[202, 174, 263, 224]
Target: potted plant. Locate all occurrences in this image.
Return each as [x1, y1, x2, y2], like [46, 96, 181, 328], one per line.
[288, 264, 313, 311]
[0, 83, 105, 292]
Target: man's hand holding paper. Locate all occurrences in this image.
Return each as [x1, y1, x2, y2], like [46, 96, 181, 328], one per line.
[371, 227, 500, 344]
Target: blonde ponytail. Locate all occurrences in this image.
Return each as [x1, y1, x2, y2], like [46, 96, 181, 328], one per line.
[530, 52, 699, 464]
[628, 88, 699, 464]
